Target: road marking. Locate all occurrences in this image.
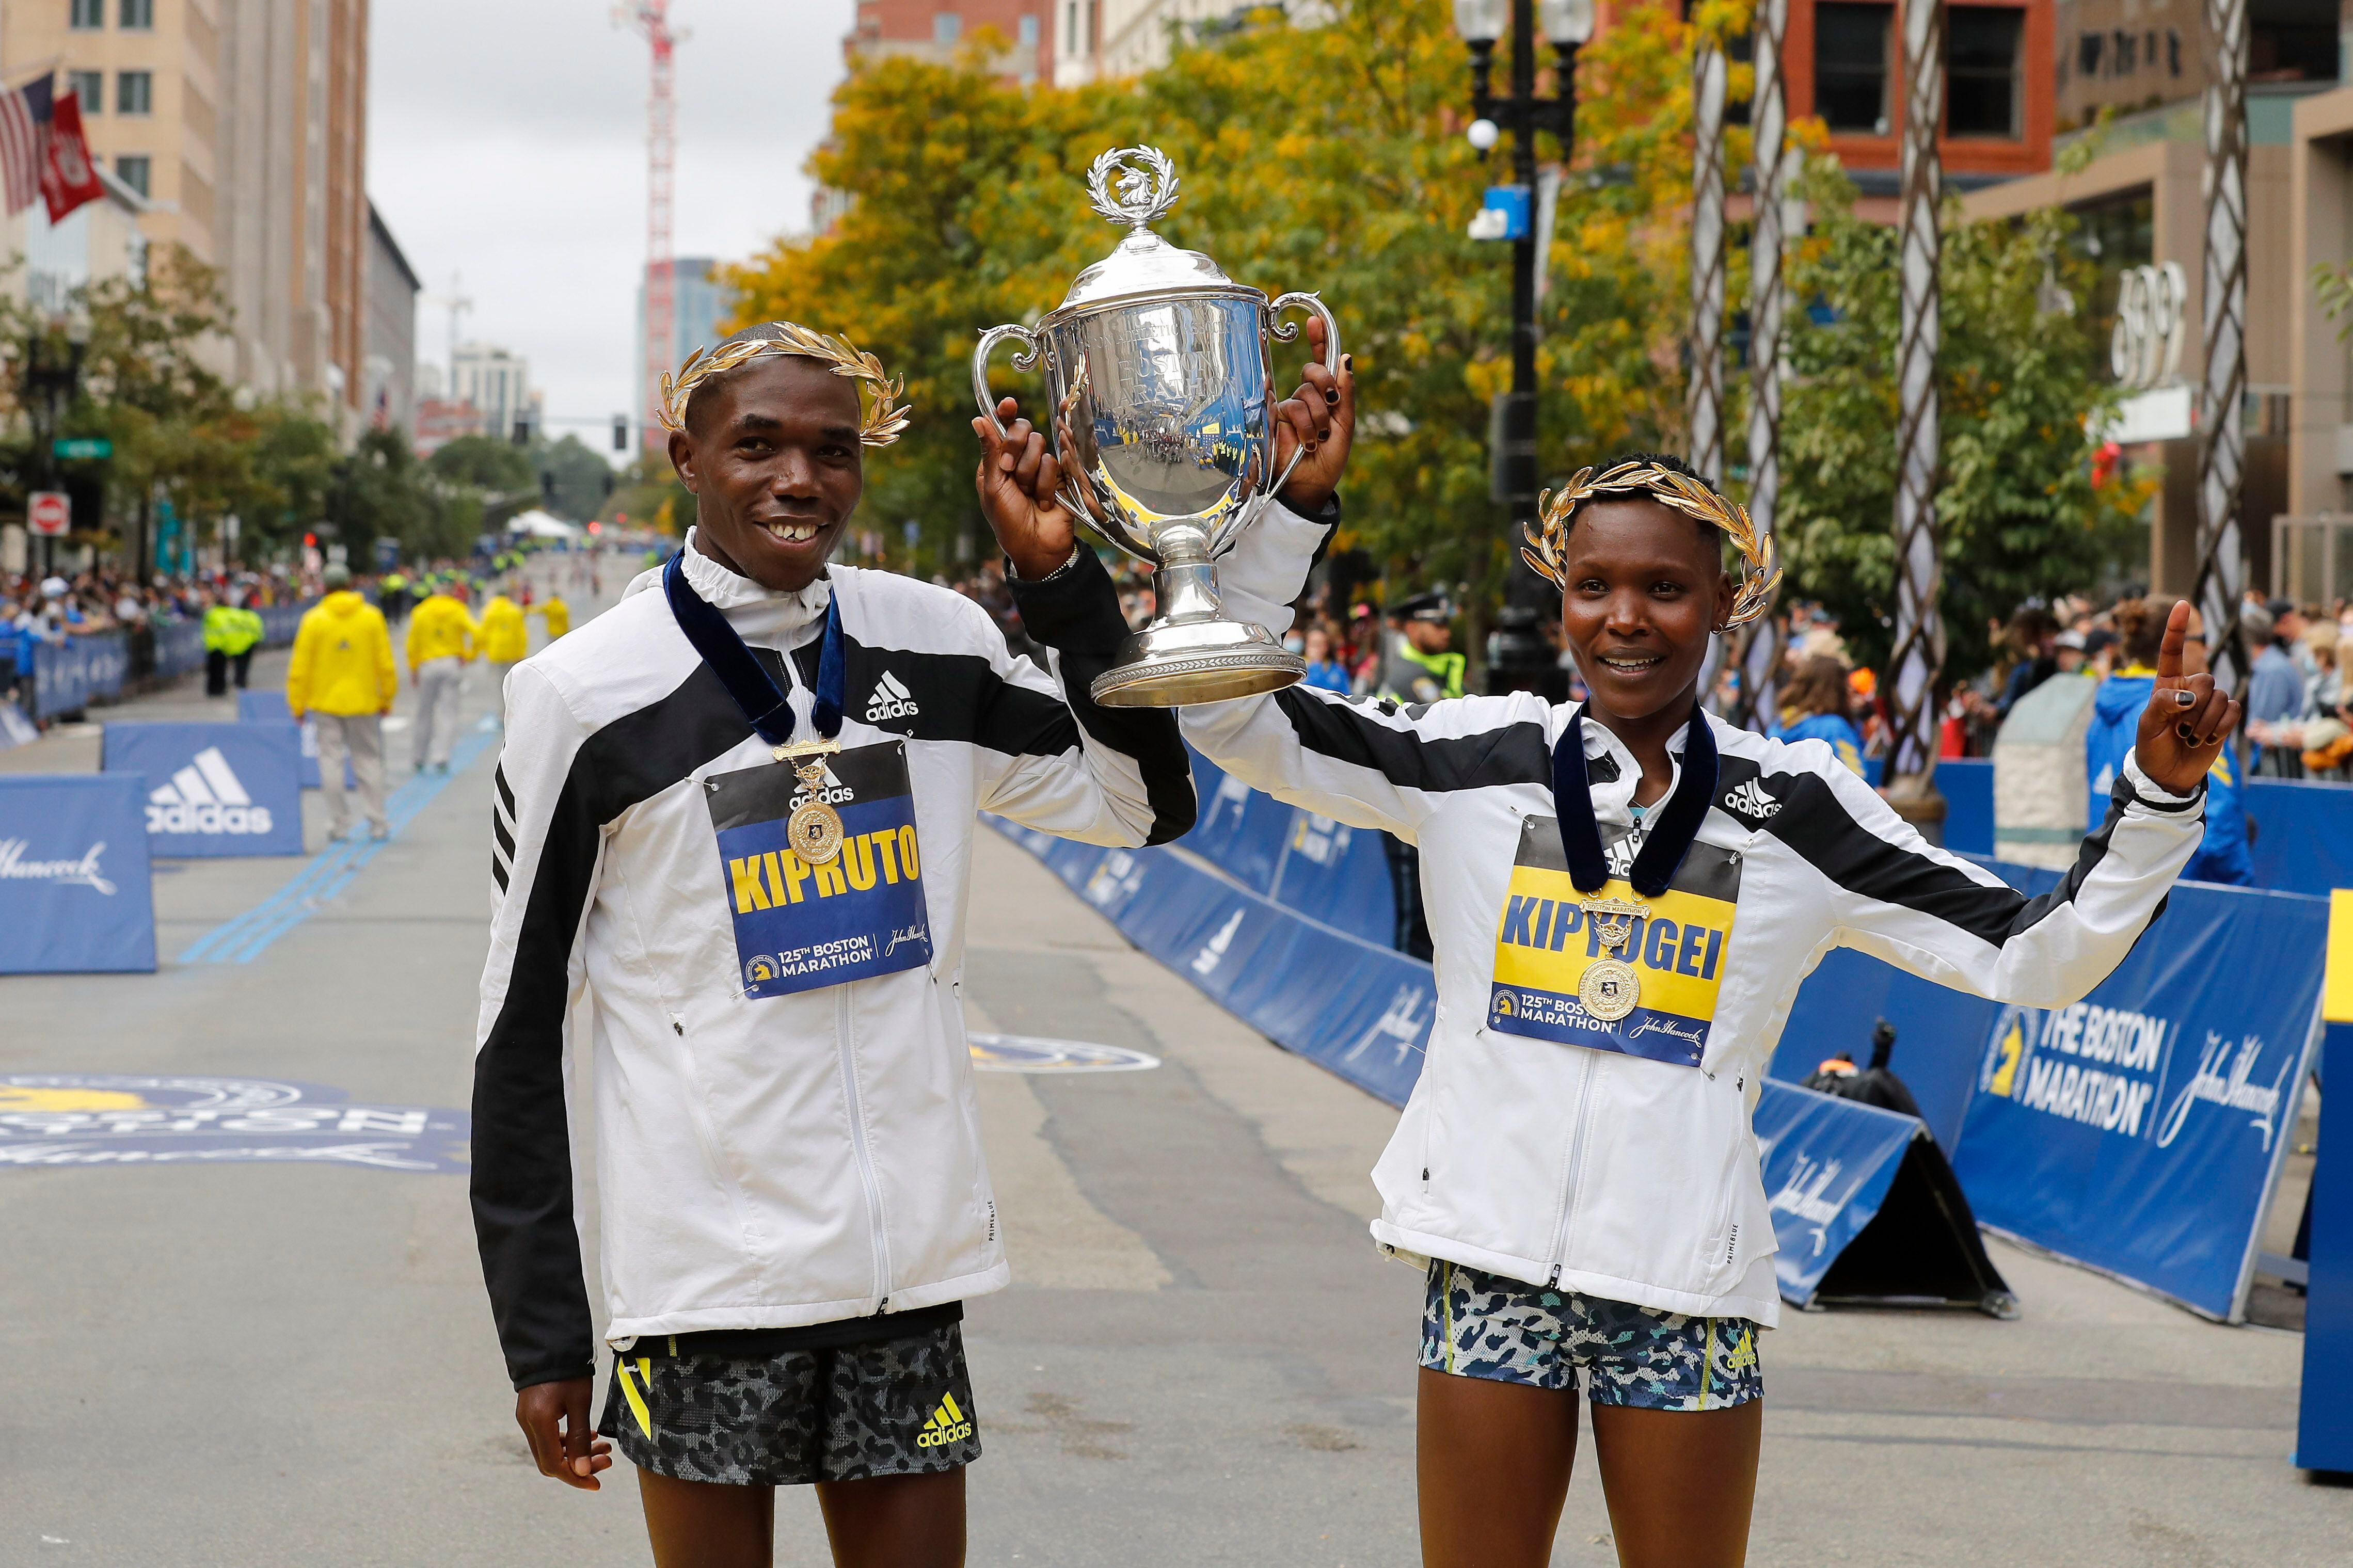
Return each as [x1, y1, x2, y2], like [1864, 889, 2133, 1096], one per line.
[178, 718, 501, 965]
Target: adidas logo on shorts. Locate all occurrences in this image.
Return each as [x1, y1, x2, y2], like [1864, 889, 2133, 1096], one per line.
[866, 670, 920, 723]
[1720, 777, 1780, 822]
[915, 1390, 973, 1448]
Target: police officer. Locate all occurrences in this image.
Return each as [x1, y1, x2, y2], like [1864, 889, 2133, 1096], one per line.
[1375, 590, 1466, 704]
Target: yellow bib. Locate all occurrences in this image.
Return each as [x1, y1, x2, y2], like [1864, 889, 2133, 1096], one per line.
[1487, 817, 1742, 1067]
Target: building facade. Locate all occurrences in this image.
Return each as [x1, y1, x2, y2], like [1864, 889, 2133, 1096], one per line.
[845, 1, 1053, 83]
[0, 0, 370, 416]
[633, 257, 731, 444]
[451, 343, 532, 446]
[363, 202, 420, 435]
[2, 166, 151, 317]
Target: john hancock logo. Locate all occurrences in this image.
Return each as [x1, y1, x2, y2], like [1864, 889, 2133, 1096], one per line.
[0, 838, 115, 895]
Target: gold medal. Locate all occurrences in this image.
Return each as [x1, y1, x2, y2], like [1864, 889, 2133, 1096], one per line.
[776, 738, 848, 865]
[1579, 958, 1641, 1021]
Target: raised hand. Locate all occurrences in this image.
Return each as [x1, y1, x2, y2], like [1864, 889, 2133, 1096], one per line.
[1269, 316, 1354, 514]
[971, 396, 1078, 581]
[2133, 599, 2242, 795]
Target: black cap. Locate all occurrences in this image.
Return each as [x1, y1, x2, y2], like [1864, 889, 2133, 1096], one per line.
[2265, 598, 2295, 620]
[1394, 590, 1454, 623]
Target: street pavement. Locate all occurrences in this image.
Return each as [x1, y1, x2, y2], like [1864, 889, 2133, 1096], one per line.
[2, 554, 2346, 1566]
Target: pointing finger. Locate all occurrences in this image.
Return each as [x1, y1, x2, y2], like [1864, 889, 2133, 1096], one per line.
[2155, 599, 2190, 683]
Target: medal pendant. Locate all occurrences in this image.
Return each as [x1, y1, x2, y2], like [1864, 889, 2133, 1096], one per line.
[789, 798, 845, 864]
[1580, 958, 1641, 1022]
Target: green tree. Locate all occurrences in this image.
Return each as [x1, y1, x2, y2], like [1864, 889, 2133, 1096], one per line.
[534, 433, 615, 522]
[1773, 159, 2154, 680]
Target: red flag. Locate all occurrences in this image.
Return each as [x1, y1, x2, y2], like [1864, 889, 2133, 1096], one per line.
[40, 89, 103, 223]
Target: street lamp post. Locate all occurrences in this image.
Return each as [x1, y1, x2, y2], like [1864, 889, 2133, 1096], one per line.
[1454, 0, 1593, 695]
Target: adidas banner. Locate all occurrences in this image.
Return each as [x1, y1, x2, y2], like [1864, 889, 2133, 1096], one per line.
[101, 722, 306, 858]
[238, 690, 351, 790]
[0, 775, 154, 973]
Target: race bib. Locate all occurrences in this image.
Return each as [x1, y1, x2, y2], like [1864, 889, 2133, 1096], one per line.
[704, 740, 933, 999]
[1486, 816, 1741, 1067]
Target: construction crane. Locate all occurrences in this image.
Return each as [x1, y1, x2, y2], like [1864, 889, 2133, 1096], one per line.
[615, 1, 684, 453]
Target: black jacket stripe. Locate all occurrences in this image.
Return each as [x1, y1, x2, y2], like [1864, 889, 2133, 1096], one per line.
[494, 763, 516, 818]
[1758, 765, 2154, 950]
[1271, 686, 1552, 795]
[491, 811, 515, 861]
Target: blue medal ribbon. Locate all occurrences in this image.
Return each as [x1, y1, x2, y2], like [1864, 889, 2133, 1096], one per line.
[662, 550, 845, 747]
[1552, 701, 1719, 897]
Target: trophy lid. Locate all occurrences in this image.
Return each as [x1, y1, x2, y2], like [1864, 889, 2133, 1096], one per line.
[1052, 147, 1250, 314]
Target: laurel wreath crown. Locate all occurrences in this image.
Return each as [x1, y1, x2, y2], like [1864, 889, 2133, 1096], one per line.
[656, 321, 910, 447]
[1522, 461, 1783, 630]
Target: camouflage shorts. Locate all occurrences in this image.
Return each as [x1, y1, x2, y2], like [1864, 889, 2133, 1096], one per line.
[1420, 1260, 1762, 1412]
[596, 1320, 981, 1486]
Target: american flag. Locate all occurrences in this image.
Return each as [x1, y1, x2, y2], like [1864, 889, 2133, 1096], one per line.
[0, 74, 53, 217]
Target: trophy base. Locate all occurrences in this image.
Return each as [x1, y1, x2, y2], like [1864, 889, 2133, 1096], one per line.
[1087, 617, 1307, 708]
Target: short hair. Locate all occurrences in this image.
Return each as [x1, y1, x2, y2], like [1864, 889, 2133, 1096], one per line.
[2112, 596, 2177, 667]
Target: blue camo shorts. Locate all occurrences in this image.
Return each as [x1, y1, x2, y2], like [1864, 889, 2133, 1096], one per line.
[1420, 1260, 1762, 1412]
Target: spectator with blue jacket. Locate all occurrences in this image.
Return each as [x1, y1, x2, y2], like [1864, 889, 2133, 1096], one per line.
[2088, 596, 2251, 885]
[1774, 654, 1867, 774]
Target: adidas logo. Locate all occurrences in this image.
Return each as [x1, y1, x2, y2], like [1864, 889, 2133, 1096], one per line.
[791, 758, 854, 807]
[146, 747, 275, 836]
[865, 670, 919, 723]
[1721, 778, 1779, 821]
[915, 1390, 974, 1448]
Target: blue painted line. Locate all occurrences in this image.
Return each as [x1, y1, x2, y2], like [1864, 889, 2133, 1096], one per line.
[178, 718, 503, 965]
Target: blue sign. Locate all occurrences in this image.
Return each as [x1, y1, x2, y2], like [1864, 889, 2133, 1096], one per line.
[1751, 1080, 1921, 1307]
[2298, 1007, 2353, 1473]
[30, 633, 128, 718]
[1185, 748, 1395, 947]
[1938, 758, 1994, 857]
[1472, 184, 1531, 241]
[101, 722, 306, 858]
[0, 1074, 468, 1173]
[2245, 778, 2353, 899]
[0, 775, 153, 973]
[1768, 947, 1994, 1151]
[238, 689, 349, 790]
[1952, 873, 2326, 1320]
[152, 620, 205, 679]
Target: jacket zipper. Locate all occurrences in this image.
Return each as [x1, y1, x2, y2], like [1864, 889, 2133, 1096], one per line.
[1546, 1050, 1600, 1289]
[836, 981, 895, 1312]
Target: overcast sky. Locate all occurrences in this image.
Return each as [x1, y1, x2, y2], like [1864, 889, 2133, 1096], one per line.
[367, 0, 855, 460]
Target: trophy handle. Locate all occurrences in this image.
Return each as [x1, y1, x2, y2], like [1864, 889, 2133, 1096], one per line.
[1266, 292, 1342, 498]
[971, 323, 1042, 438]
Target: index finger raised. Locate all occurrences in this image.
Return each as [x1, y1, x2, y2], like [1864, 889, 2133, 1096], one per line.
[2155, 599, 2190, 683]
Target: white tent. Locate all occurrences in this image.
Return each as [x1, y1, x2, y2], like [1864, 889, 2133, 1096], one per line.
[505, 508, 586, 540]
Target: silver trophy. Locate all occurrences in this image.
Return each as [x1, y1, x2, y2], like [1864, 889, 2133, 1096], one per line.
[973, 146, 1340, 707]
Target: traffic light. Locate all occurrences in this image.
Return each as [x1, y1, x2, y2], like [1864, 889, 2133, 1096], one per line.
[539, 471, 557, 506]
[511, 419, 530, 446]
[612, 414, 628, 453]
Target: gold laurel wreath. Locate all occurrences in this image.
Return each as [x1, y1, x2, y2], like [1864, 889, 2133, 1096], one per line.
[1522, 461, 1783, 630]
[656, 322, 911, 446]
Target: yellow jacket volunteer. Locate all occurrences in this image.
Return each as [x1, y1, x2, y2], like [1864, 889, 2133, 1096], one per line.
[479, 595, 529, 662]
[406, 592, 477, 668]
[286, 589, 396, 715]
[537, 596, 569, 639]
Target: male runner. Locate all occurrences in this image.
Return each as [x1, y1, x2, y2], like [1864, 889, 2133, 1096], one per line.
[471, 322, 1191, 1568]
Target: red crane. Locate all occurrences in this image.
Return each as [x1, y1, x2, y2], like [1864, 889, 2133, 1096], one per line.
[616, 1, 683, 452]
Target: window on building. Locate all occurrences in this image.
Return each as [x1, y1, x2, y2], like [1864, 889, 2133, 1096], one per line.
[115, 155, 150, 196]
[1066, 0, 1078, 54]
[116, 70, 152, 115]
[120, 0, 152, 26]
[934, 11, 960, 44]
[2069, 188, 2153, 381]
[1019, 12, 1038, 47]
[1946, 7, 2023, 138]
[67, 70, 104, 110]
[68, 0, 103, 28]
[2078, 31, 2103, 77]
[1814, 3, 1893, 135]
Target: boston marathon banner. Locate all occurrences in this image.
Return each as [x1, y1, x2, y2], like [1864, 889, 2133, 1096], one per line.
[102, 721, 306, 858]
[0, 775, 154, 973]
[1952, 874, 2327, 1320]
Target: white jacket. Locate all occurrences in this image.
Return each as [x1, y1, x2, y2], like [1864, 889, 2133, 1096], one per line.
[1183, 503, 2203, 1326]
[472, 538, 1194, 1388]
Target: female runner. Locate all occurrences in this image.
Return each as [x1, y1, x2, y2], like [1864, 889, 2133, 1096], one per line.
[976, 348, 2232, 1567]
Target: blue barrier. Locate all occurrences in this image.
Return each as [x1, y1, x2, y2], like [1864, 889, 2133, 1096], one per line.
[2246, 778, 2353, 899]
[1938, 758, 1993, 856]
[30, 634, 129, 718]
[1183, 748, 1396, 947]
[101, 722, 306, 858]
[1767, 949, 1993, 1151]
[0, 775, 154, 973]
[237, 690, 352, 790]
[151, 621, 205, 679]
[1753, 1080, 1920, 1305]
[2297, 895, 2353, 1473]
[1951, 867, 2326, 1320]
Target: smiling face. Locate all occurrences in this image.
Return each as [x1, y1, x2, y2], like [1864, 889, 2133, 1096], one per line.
[668, 353, 863, 593]
[1557, 497, 1736, 725]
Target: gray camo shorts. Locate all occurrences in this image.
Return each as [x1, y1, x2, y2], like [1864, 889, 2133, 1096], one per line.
[1420, 1259, 1762, 1412]
[597, 1320, 981, 1486]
